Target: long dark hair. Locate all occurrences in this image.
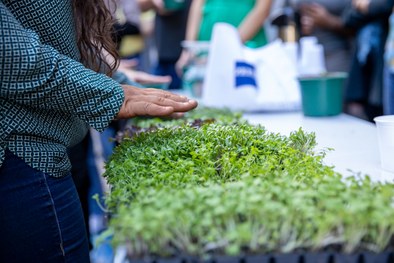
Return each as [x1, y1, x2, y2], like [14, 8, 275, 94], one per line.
[72, 0, 118, 76]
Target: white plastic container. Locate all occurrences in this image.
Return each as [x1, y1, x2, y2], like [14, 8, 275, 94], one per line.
[299, 36, 326, 76]
[374, 115, 394, 172]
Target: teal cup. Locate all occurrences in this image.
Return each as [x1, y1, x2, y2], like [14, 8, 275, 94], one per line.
[299, 72, 347, 117]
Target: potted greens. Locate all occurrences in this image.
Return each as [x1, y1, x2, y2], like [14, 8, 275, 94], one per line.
[102, 108, 394, 263]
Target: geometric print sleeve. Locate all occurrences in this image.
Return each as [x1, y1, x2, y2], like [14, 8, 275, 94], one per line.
[0, 2, 125, 132]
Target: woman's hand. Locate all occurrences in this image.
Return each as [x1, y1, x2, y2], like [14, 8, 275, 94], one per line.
[116, 85, 198, 119]
[300, 2, 345, 34]
[130, 71, 172, 86]
[300, 3, 330, 34]
[175, 50, 192, 77]
[118, 66, 172, 86]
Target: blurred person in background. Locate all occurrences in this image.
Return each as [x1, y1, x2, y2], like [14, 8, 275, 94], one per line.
[176, 0, 272, 75]
[106, 0, 172, 85]
[0, 1, 197, 263]
[107, 0, 142, 59]
[384, 7, 394, 115]
[342, 0, 394, 121]
[138, 0, 192, 90]
[295, 0, 353, 73]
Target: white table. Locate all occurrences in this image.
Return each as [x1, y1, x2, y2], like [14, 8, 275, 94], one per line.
[243, 112, 394, 183]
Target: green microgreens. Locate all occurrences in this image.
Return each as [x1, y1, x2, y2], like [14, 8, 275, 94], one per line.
[102, 107, 394, 258]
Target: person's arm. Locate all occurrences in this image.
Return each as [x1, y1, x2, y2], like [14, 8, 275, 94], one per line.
[0, 3, 124, 131]
[0, 3, 197, 129]
[116, 63, 172, 86]
[175, 0, 205, 76]
[185, 0, 205, 41]
[299, 2, 348, 35]
[238, 0, 272, 43]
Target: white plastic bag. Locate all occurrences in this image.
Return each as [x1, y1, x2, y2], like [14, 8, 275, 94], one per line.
[202, 23, 301, 112]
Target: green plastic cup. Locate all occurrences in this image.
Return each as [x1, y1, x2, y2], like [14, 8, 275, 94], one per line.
[299, 72, 347, 117]
[163, 0, 186, 11]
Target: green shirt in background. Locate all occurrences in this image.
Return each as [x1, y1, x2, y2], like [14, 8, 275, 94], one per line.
[198, 0, 267, 48]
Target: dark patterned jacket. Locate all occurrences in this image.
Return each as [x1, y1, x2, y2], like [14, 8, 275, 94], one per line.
[0, 0, 124, 177]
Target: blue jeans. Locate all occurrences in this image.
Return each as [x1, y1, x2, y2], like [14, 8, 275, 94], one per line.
[0, 150, 90, 263]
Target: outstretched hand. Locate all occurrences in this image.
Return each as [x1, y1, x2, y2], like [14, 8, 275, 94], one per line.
[116, 85, 198, 119]
[300, 2, 331, 34]
[117, 59, 172, 85]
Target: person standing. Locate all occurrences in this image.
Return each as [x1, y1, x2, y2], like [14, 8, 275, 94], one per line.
[186, 0, 271, 47]
[139, 0, 192, 90]
[0, 1, 197, 262]
[384, 7, 394, 115]
[176, 0, 272, 73]
[343, 0, 394, 121]
[295, 0, 353, 73]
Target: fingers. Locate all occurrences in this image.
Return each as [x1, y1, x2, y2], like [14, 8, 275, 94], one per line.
[130, 104, 187, 118]
[301, 15, 314, 35]
[300, 3, 323, 18]
[121, 99, 197, 118]
[175, 50, 192, 77]
[140, 88, 191, 103]
[300, 3, 329, 32]
[300, 5, 316, 33]
[150, 75, 172, 84]
[117, 85, 198, 119]
[147, 95, 198, 112]
[175, 62, 184, 77]
[119, 59, 139, 69]
[128, 101, 175, 117]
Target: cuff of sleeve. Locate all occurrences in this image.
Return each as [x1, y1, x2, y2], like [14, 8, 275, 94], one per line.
[82, 78, 125, 132]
